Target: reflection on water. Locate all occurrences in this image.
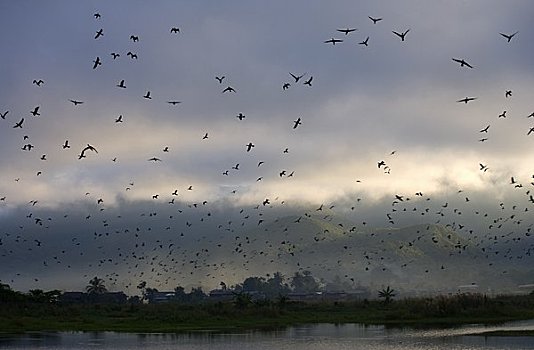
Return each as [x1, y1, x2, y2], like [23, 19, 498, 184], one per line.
[1, 320, 534, 350]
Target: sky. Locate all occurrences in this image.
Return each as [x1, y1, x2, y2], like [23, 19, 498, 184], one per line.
[0, 1, 533, 293]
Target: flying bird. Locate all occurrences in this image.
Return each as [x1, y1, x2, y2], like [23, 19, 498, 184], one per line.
[94, 13, 101, 19]
[359, 36, 369, 46]
[167, 101, 181, 105]
[111, 52, 120, 59]
[479, 125, 490, 133]
[143, 91, 152, 99]
[215, 76, 225, 84]
[69, 99, 83, 106]
[32, 79, 44, 86]
[95, 29, 103, 39]
[289, 72, 306, 83]
[222, 86, 236, 93]
[62, 140, 70, 149]
[13, 118, 24, 128]
[0, 110, 8, 119]
[246, 142, 255, 152]
[452, 58, 473, 68]
[303, 76, 313, 86]
[368, 16, 382, 24]
[293, 117, 302, 129]
[30, 106, 40, 116]
[236, 113, 245, 120]
[528, 127, 534, 136]
[282, 82, 291, 90]
[457, 97, 477, 104]
[202, 133, 209, 139]
[117, 79, 126, 88]
[115, 115, 123, 123]
[93, 56, 102, 69]
[392, 29, 410, 41]
[148, 157, 162, 162]
[126, 52, 138, 59]
[500, 31, 518, 42]
[505, 90, 512, 98]
[170, 27, 180, 33]
[337, 28, 357, 35]
[324, 38, 343, 45]
[130, 35, 139, 42]
[479, 163, 489, 172]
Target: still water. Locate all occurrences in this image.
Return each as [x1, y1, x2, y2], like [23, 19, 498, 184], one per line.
[1, 320, 534, 350]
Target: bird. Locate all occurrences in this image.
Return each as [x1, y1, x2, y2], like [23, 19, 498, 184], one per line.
[303, 76, 313, 86]
[115, 115, 123, 123]
[452, 58, 473, 68]
[528, 127, 534, 136]
[527, 112, 534, 118]
[111, 53, 120, 59]
[368, 16, 382, 24]
[93, 56, 102, 69]
[245, 142, 255, 152]
[498, 111, 507, 118]
[337, 28, 357, 35]
[130, 35, 139, 42]
[30, 106, 40, 116]
[480, 125, 490, 133]
[163, 146, 169, 152]
[148, 157, 162, 162]
[324, 38, 343, 45]
[457, 97, 477, 104]
[167, 101, 181, 105]
[282, 83, 291, 90]
[505, 90, 512, 98]
[94, 13, 101, 19]
[479, 163, 489, 172]
[170, 27, 180, 33]
[236, 113, 246, 121]
[13, 118, 24, 128]
[32, 79, 44, 86]
[293, 117, 302, 129]
[126, 52, 138, 59]
[202, 133, 209, 139]
[117, 79, 126, 88]
[143, 91, 152, 99]
[0, 110, 8, 119]
[392, 29, 410, 41]
[95, 29, 104, 39]
[378, 160, 386, 168]
[222, 86, 236, 93]
[215, 76, 225, 84]
[289, 72, 306, 83]
[500, 31, 518, 42]
[69, 99, 83, 106]
[62, 140, 70, 149]
[359, 36, 369, 46]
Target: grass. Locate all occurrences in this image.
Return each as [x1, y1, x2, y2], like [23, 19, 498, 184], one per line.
[1, 294, 534, 333]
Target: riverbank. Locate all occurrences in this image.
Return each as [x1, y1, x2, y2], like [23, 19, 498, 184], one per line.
[2, 293, 534, 333]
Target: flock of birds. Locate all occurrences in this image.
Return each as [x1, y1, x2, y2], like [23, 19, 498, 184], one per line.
[0, 8, 533, 293]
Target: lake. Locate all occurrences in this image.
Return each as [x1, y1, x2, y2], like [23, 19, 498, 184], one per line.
[1, 320, 534, 349]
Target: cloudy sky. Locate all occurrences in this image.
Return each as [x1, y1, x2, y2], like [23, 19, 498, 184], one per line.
[1, 1, 533, 292]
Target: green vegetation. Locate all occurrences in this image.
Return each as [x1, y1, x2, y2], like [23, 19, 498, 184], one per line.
[2, 282, 534, 333]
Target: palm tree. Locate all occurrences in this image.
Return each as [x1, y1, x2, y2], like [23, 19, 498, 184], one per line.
[86, 276, 107, 294]
[378, 286, 396, 304]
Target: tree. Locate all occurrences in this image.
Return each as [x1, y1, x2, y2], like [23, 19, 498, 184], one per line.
[378, 286, 396, 304]
[86, 276, 107, 294]
[290, 271, 319, 293]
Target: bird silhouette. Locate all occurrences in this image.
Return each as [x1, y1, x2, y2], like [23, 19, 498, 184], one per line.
[170, 27, 180, 33]
[392, 29, 410, 41]
[215, 76, 225, 84]
[32, 79, 44, 86]
[126, 52, 138, 59]
[148, 157, 162, 162]
[95, 29, 103, 39]
[457, 97, 477, 104]
[505, 90, 512, 98]
[289, 72, 306, 83]
[479, 125, 490, 133]
[236, 113, 245, 120]
[111, 53, 120, 59]
[115, 115, 123, 123]
[143, 91, 152, 99]
[452, 58, 473, 68]
[528, 127, 534, 136]
[282, 83, 291, 90]
[324, 38, 343, 45]
[130, 35, 139, 42]
[368, 16, 382, 24]
[69, 99, 83, 106]
[246, 142, 255, 152]
[500, 31, 518, 42]
[167, 101, 181, 105]
[337, 28, 357, 35]
[0, 110, 8, 119]
[293, 117, 302, 129]
[62, 140, 70, 149]
[303, 76, 313, 86]
[117, 79, 126, 88]
[222, 86, 236, 93]
[13, 118, 24, 128]
[30, 106, 40, 116]
[94, 13, 101, 19]
[93, 56, 102, 69]
[359, 36, 369, 46]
